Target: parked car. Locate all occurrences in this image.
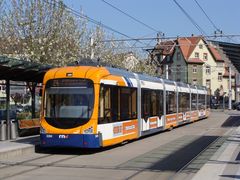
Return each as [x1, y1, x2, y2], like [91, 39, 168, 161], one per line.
[0, 109, 17, 120]
[23, 105, 31, 112]
[210, 98, 219, 109]
[232, 101, 240, 110]
[235, 103, 240, 111]
[10, 105, 24, 113]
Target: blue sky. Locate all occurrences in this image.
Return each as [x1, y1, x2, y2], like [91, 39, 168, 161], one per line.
[64, 0, 240, 42]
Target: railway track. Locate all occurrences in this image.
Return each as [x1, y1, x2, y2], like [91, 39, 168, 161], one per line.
[0, 113, 238, 180]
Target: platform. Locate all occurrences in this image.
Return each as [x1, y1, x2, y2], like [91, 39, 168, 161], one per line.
[0, 135, 39, 159]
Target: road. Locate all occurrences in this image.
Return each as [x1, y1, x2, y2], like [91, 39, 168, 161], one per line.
[0, 111, 239, 180]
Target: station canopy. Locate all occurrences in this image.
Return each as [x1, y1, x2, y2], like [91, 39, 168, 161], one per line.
[211, 40, 240, 72]
[0, 56, 53, 83]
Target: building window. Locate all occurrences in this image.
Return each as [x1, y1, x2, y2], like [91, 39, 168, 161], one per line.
[177, 65, 181, 74]
[218, 73, 223, 81]
[199, 44, 203, 49]
[206, 79, 211, 89]
[203, 53, 208, 60]
[206, 66, 211, 75]
[195, 52, 199, 58]
[193, 79, 197, 85]
[193, 65, 197, 73]
[177, 52, 181, 60]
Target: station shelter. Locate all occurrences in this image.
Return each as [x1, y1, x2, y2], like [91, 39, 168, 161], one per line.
[0, 56, 52, 140]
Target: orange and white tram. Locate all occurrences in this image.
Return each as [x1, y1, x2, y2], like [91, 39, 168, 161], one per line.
[40, 65, 210, 148]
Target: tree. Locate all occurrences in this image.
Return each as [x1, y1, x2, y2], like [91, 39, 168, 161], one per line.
[0, 0, 86, 65]
[0, 0, 156, 75]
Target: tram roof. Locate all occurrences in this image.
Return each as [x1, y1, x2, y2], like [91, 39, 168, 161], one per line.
[30, 58, 207, 90]
[106, 66, 165, 83]
[75, 60, 205, 89]
[0, 56, 53, 83]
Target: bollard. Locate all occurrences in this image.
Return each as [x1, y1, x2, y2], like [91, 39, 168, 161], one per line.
[0, 120, 7, 141]
[10, 119, 18, 139]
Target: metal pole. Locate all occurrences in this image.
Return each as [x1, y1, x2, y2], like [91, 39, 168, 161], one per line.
[6, 80, 10, 140]
[31, 83, 36, 118]
[229, 66, 232, 110]
[157, 32, 161, 44]
[166, 64, 169, 79]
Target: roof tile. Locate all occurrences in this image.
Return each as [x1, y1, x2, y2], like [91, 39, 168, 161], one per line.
[208, 46, 224, 61]
[178, 36, 202, 60]
[154, 40, 176, 55]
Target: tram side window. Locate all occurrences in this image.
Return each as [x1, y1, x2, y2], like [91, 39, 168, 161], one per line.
[151, 91, 158, 116]
[198, 94, 206, 110]
[191, 93, 197, 110]
[142, 89, 151, 118]
[142, 89, 163, 119]
[98, 86, 118, 124]
[131, 89, 137, 118]
[185, 93, 190, 112]
[99, 86, 104, 121]
[98, 85, 137, 124]
[179, 92, 190, 112]
[111, 86, 119, 121]
[166, 91, 176, 114]
[204, 95, 207, 109]
[152, 90, 164, 116]
[178, 92, 183, 112]
[207, 95, 210, 108]
[159, 90, 164, 115]
[120, 87, 137, 120]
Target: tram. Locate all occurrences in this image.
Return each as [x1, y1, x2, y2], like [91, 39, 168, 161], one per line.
[40, 65, 210, 148]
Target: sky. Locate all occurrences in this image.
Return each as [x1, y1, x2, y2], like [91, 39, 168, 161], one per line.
[64, 0, 240, 44]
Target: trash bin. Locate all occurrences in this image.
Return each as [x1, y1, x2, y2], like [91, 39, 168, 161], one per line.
[10, 119, 18, 139]
[0, 120, 7, 141]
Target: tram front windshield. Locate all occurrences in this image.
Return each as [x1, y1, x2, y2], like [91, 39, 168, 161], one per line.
[44, 79, 94, 129]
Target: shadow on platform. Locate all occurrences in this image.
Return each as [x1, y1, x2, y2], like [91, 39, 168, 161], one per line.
[221, 116, 240, 127]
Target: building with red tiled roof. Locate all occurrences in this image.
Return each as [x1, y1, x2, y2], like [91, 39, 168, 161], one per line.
[165, 36, 206, 85]
[154, 40, 176, 56]
[208, 46, 224, 62]
[150, 40, 176, 65]
[151, 36, 237, 99]
[178, 36, 202, 60]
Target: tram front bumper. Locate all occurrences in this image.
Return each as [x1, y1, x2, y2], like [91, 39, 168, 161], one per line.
[40, 133, 101, 148]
